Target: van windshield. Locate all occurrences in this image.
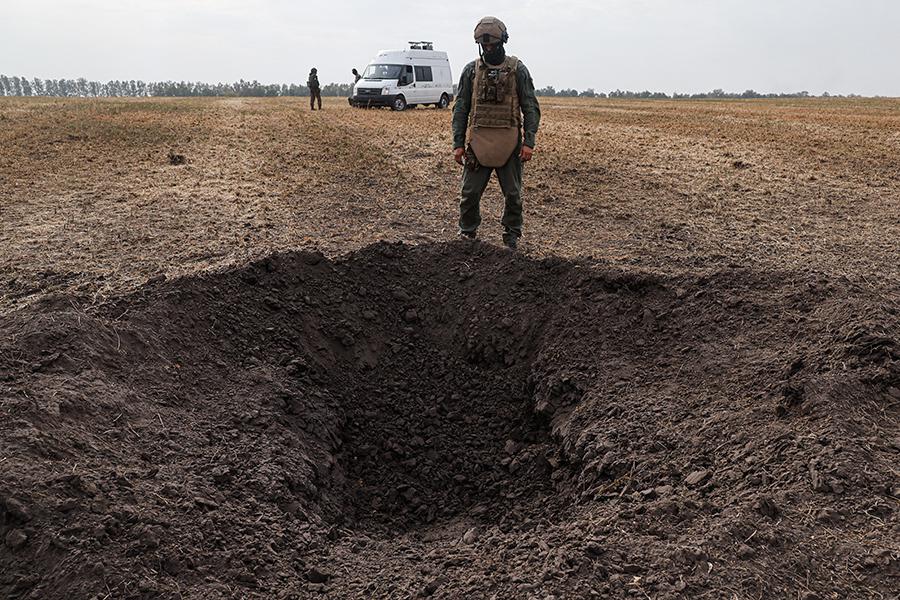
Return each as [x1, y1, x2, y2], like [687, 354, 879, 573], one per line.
[362, 64, 403, 80]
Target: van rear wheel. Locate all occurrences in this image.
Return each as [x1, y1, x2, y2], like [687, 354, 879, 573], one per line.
[391, 96, 407, 111]
[437, 94, 450, 109]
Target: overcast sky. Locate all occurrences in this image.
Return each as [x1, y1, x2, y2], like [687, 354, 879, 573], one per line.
[3, 0, 899, 96]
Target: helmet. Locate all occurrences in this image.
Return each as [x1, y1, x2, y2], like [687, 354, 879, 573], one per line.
[474, 16, 508, 44]
[311, 68, 317, 73]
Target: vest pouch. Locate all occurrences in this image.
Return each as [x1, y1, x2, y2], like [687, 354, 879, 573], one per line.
[470, 127, 518, 168]
[479, 67, 511, 104]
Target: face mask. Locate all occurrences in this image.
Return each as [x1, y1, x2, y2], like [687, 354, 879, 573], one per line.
[480, 43, 506, 65]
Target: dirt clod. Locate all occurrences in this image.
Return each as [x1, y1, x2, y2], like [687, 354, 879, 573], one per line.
[685, 469, 711, 487]
[4, 529, 28, 550]
[423, 575, 447, 596]
[756, 497, 781, 519]
[306, 568, 331, 584]
[2, 497, 32, 522]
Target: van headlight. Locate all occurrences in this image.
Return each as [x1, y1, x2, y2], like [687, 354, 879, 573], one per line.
[382, 87, 390, 96]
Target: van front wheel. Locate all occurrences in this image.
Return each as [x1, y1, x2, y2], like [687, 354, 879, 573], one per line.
[437, 94, 450, 109]
[391, 96, 407, 111]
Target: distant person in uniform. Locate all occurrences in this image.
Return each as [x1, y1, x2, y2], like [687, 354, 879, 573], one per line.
[352, 68, 362, 83]
[452, 17, 540, 250]
[308, 68, 322, 110]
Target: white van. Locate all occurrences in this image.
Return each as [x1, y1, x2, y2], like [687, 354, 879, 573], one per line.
[349, 42, 454, 111]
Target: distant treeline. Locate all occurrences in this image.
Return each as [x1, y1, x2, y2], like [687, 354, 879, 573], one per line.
[0, 75, 864, 100]
[535, 87, 862, 99]
[0, 75, 353, 97]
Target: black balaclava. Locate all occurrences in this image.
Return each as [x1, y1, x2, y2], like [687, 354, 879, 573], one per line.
[480, 42, 506, 66]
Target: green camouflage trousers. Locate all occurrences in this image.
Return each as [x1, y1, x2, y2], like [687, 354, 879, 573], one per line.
[458, 149, 523, 240]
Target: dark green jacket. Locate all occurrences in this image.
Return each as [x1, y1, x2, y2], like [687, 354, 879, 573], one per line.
[307, 73, 320, 91]
[452, 58, 541, 150]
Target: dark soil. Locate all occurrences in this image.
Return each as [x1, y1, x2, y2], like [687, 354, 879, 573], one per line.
[2, 241, 898, 599]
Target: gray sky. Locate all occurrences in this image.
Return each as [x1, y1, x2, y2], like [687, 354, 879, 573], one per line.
[3, 0, 899, 95]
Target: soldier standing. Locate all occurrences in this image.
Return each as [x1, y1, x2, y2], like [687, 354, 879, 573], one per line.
[307, 68, 322, 110]
[452, 16, 541, 250]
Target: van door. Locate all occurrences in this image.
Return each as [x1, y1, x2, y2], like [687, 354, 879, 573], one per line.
[397, 65, 419, 104]
[413, 65, 436, 103]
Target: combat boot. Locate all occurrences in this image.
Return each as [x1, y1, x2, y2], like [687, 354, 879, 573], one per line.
[458, 230, 477, 240]
[502, 233, 518, 250]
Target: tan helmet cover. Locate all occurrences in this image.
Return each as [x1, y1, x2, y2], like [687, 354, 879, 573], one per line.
[474, 16, 508, 44]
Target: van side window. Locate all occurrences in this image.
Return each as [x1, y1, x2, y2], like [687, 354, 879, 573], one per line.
[414, 66, 433, 82]
[399, 65, 413, 86]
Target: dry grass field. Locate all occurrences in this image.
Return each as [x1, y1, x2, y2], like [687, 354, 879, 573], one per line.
[1, 96, 898, 599]
[2, 96, 898, 309]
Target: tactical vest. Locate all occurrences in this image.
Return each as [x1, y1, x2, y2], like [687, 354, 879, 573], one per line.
[467, 56, 520, 168]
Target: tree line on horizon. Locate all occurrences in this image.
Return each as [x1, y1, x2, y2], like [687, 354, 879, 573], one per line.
[0, 75, 863, 100]
[535, 86, 862, 99]
[0, 75, 352, 98]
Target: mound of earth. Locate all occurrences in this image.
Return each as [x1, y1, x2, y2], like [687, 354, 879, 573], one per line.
[1, 241, 897, 599]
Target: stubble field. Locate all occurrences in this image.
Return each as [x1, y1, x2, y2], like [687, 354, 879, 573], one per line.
[1, 96, 899, 599]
